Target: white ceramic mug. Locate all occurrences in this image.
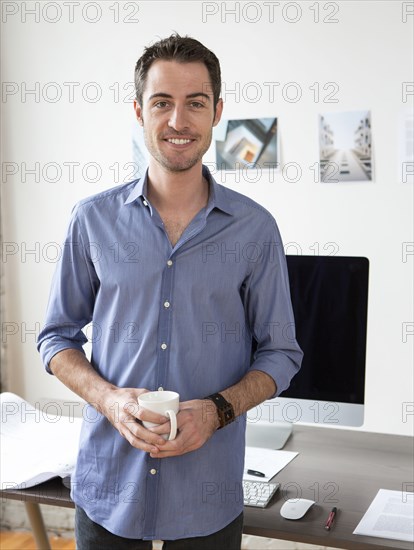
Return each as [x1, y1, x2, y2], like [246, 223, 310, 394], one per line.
[138, 390, 179, 440]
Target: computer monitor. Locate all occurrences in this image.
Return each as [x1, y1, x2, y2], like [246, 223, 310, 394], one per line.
[247, 255, 369, 449]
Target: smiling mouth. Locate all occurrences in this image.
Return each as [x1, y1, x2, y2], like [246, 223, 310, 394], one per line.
[166, 138, 194, 145]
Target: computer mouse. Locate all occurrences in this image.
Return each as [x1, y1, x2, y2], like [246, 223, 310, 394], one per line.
[280, 498, 315, 520]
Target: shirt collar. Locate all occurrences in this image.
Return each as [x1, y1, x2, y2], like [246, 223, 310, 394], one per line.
[202, 165, 234, 216]
[124, 165, 234, 216]
[124, 169, 149, 205]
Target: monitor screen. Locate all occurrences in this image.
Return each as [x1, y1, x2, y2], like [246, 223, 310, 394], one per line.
[249, 255, 369, 437]
[283, 255, 369, 406]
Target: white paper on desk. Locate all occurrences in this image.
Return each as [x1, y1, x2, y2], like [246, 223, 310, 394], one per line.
[244, 446, 298, 482]
[353, 489, 414, 543]
[0, 392, 83, 489]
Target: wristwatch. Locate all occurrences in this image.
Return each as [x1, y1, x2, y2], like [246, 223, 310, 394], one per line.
[205, 392, 235, 429]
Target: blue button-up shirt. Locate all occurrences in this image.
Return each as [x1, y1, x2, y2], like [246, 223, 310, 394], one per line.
[37, 165, 302, 540]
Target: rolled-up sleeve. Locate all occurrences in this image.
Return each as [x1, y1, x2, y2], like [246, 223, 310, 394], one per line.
[37, 204, 99, 372]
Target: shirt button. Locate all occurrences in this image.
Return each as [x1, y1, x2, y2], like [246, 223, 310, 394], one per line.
[164, 301, 170, 308]
[150, 469, 157, 475]
[143, 200, 148, 206]
[167, 260, 173, 267]
[161, 343, 167, 350]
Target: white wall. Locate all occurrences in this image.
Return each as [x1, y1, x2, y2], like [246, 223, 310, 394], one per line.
[2, 1, 413, 435]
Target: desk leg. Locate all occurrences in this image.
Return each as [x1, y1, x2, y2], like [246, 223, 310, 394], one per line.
[25, 502, 51, 550]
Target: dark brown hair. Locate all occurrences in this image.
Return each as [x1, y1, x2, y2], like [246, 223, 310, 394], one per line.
[135, 33, 221, 110]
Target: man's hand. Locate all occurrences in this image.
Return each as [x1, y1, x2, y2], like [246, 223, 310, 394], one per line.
[148, 399, 220, 459]
[99, 387, 170, 454]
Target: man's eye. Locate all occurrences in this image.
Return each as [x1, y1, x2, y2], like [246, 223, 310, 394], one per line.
[155, 101, 168, 108]
[190, 102, 204, 108]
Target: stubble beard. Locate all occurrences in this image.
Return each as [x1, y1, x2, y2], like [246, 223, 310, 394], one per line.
[143, 126, 213, 173]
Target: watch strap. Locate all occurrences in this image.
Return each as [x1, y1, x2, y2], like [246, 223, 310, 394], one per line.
[205, 392, 235, 429]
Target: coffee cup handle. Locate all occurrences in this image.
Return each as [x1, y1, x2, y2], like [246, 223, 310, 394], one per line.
[165, 409, 177, 440]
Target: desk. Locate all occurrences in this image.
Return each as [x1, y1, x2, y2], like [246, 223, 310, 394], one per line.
[2, 425, 413, 550]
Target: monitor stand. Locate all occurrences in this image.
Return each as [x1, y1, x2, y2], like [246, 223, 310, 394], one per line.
[246, 421, 293, 450]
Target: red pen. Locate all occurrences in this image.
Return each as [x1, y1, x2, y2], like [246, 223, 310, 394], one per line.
[325, 507, 337, 530]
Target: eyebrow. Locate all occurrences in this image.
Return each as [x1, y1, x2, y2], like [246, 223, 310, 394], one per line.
[148, 92, 211, 102]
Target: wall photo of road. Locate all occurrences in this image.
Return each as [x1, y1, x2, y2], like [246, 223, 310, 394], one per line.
[319, 111, 373, 183]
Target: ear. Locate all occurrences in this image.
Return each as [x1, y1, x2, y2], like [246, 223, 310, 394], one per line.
[134, 99, 144, 126]
[212, 98, 223, 127]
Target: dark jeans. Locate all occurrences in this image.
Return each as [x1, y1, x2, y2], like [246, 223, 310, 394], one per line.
[75, 505, 244, 550]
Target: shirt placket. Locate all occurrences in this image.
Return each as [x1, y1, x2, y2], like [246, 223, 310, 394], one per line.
[150, 258, 175, 526]
[140, 201, 175, 537]
[155, 255, 175, 391]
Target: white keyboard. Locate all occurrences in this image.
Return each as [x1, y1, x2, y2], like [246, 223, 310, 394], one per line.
[243, 480, 280, 508]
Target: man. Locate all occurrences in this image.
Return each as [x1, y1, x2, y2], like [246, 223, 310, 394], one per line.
[37, 34, 303, 549]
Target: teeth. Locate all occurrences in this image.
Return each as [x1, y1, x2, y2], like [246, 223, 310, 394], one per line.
[167, 138, 192, 145]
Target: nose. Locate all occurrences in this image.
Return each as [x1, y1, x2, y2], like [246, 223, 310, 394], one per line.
[168, 106, 189, 132]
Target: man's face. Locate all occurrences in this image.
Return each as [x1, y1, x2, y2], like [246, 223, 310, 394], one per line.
[134, 60, 223, 173]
